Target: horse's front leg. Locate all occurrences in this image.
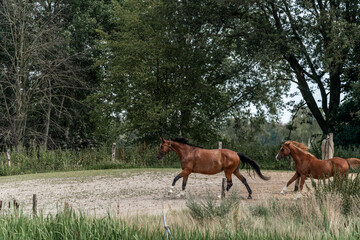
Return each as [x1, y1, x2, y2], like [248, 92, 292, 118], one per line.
[169, 168, 191, 195]
[294, 174, 307, 200]
[280, 172, 300, 194]
[177, 175, 189, 197]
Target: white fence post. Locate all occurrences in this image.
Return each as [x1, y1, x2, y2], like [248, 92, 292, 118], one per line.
[112, 143, 116, 162]
[6, 149, 11, 167]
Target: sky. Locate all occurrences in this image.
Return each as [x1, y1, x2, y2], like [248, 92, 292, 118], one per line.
[279, 82, 322, 124]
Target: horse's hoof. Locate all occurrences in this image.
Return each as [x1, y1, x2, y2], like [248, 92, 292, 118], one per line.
[247, 195, 252, 199]
[280, 190, 285, 194]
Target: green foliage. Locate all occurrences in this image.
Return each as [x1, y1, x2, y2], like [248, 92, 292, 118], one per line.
[2, 0, 359, 152]
[93, 0, 287, 144]
[0, 144, 181, 176]
[0, 209, 154, 239]
[186, 191, 240, 222]
[333, 82, 360, 147]
[222, 142, 290, 170]
[205, 0, 360, 135]
[1, 139, 360, 177]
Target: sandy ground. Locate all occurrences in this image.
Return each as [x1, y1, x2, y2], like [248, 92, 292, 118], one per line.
[0, 169, 303, 217]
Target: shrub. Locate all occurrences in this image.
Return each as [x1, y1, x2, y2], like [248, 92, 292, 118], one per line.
[186, 191, 240, 221]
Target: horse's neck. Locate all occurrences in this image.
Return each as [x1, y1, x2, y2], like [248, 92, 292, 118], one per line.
[289, 145, 309, 165]
[171, 142, 191, 160]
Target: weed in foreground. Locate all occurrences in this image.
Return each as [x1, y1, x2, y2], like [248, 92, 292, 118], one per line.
[185, 190, 241, 222]
[311, 171, 360, 215]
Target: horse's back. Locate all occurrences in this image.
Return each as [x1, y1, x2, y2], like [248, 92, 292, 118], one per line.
[189, 148, 223, 174]
[330, 157, 350, 172]
[190, 148, 239, 174]
[305, 157, 348, 178]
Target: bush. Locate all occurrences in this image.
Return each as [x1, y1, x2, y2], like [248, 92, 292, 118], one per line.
[186, 191, 240, 221]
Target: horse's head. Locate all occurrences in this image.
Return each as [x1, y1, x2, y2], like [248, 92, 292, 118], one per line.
[276, 142, 291, 161]
[157, 138, 172, 159]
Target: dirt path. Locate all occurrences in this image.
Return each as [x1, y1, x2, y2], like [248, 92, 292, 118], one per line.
[0, 169, 302, 217]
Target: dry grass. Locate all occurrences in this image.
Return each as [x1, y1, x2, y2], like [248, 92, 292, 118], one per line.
[119, 194, 360, 239]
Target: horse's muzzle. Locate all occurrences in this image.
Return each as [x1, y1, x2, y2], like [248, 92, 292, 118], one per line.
[275, 154, 281, 161]
[156, 154, 162, 160]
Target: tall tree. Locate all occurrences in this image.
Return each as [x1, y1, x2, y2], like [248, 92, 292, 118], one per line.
[206, 0, 360, 135]
[0, 0, 86, 149]
[95, 0, 286, 144]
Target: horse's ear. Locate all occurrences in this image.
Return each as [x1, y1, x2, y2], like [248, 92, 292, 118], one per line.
[160, 137, 164, 142]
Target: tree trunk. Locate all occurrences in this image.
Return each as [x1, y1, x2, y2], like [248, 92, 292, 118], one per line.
[44, 80, 52, 150]
[284, 54, 329, 134]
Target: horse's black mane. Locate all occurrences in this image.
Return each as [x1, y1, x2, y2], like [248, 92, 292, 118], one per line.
[170, 137, 203, 149]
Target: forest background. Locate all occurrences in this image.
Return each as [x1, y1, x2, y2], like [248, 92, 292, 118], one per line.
[1, 0, 360, 175]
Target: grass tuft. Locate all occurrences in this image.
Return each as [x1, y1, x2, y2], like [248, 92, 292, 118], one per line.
[185, 191, 240, 222]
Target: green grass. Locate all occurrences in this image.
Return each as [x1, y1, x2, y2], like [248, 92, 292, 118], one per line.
[0, 193, 359, 240]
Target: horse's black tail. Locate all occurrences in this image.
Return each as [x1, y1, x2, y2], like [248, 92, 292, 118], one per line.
[237, 153, 270, 181]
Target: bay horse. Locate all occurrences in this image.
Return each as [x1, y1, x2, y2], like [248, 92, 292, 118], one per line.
[276, 141, 360, 199]
[156, 137, 270, 199]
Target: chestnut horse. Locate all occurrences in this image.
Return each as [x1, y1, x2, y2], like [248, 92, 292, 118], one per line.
[156, 138, 270, 199]
[276, 141, 360, 199]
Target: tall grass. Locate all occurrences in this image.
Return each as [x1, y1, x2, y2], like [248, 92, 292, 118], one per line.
[311, 172, 360, 215]
[186, 191, 240, 221]
[1, 194, 359, 239]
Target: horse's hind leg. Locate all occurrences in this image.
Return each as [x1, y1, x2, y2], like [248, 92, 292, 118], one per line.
[233, 169, 252, 199]
[224, 170, 233, 191]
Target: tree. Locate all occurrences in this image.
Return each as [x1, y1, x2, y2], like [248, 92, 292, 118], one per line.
[203, 0, 360, 136]
[333, 81, 360, 146]
[95, 0, 287, 144]
[0, 0, 86, 149]
[51, 0, 113, 149]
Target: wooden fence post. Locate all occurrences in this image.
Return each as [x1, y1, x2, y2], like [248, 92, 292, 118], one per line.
[33, 194, 37, 216]
[6, 149, 11, 167]
[221, 178, 226, 199]
[112, 143, 116, 162]
[322, 133, 334, 160]
[219, 141, 225, 199]
[119, 147, 124, 162]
